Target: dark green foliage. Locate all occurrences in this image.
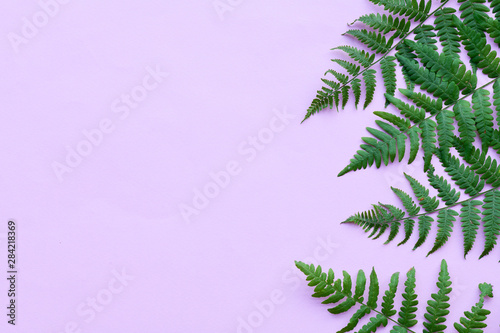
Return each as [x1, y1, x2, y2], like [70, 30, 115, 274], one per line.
[344, 29, 394, 53]
[296, 260, 494, 333]
[434, 8, 462, 61]
[381, 56, 397, 106]
[302, 0, 500, 260]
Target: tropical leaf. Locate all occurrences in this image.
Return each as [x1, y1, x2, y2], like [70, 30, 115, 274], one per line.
[296, 260, 494, 333]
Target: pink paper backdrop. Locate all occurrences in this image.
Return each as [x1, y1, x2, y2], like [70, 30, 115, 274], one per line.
[0, 0, 499, 332]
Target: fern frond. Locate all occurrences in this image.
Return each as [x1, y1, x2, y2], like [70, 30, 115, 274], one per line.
[480, 189, 500, 258]
[472, 89, 495, 150]
[344, 29, 394, 54]
[406, 40, 477, 94]
[396, 42, 417, 90]
[453, 100, 477, 149]
[427, 209, 458, 255]
[454, 15, 500, 77]
[400, 89, 443, 115]
[373, 111, 412, 131]
[354, 13, 411, 38]
[381, 56, 398, 106]
[397, 267, 418, 328]
[393, 187, 420, 216]
[419, 118, 437, 172]
[437, 151, 485, 196]
[369, 0, 432, 21]
[297, 261, 494, 333]
[385, 94, 426, 123]
[330, 60, 361, 76]
[493, 79, 500, 126]
[399, 218, 416, 246]
[414, 215, 433, 250]
[324, 70, 349, 84]
[352, 78, 362, 108]
[434, 8, 462, 62]
[338, 121, 421, 176]
[422, 260, 451, 333]
[342, 85, 351, 108]
[427, 165, 461, 205]
[457, 0, 490, 34]
[454, 283, 494, 332]
[396, 53, 460, 104]
[333, 46, 376, 68]
[460, 200, 482, 257]
[454, 138, 500, 186]
[363, 69, 377, 109]
[413, 24, 437, 49]
[435, 109, 455, 158]
[405, 173, 440, 212]
[489, 0, 500, 21]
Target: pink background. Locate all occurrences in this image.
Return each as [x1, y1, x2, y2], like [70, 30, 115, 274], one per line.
[0, 0, 499, 332]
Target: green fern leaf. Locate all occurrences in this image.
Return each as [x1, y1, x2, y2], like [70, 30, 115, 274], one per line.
[392, 187, 420, 215]
[453, 100, 477, 149]
[454, 283, 493, 333]
[382, 272, 399, 316]
[405, 40, 477, 94]
[405, 173, 440, 212]
[454, 139, 500, 186]
[367, 268, 380, 309]
[419, 118, 437, 172]
[321, 78, 341, 91]
[480, 189, 500, 258]
[352, 78, 362, 108]
[399, 218, 416, 246]
[399, 89, 443, 115]
[397, 267, 418, 328]
[457, 0, 490, 34]
[296, 261, 494, 333]
[324, 70, 349, 84]
[385, 94, 426, 123]
[427, 165, 461, 205]
[489, 0, 500, 21]
[330, 59, 361, 76]
[472, 89, 495, 149]
[333, 46, 375, 68]
[437, 152, 485, 196]
[381, 56, 397, 106]
[369, 0, 432, 21]
[493, 79, 500, 126]
[363, 69, 377, 109]
[486, 15, 500, 47]
[373, 111, 411, 131]
[414, 215, 434, 250]
[454, 15, 500, 78]
[344, 29, 394, 54]
[396, 43, 417, 90]
[435, 109, 455, 158]
[340, 305, 371, 333]
[460, 200, 482, 258]
[354, 13, 411, 38]
[342, 85, 351, 108]
[396, 53, 460, 104]
[428, 209, 459, 255]
[422, 259, 452, 333]
[359, 314, 388, 333]
[434, 8, 462, 62]
[413, 24, 437, 49]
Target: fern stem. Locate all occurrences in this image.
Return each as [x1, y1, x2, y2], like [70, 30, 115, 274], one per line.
[344, 187, 499, 226]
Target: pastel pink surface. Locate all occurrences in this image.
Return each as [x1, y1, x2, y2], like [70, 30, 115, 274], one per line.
[0, 0, 499, 332]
